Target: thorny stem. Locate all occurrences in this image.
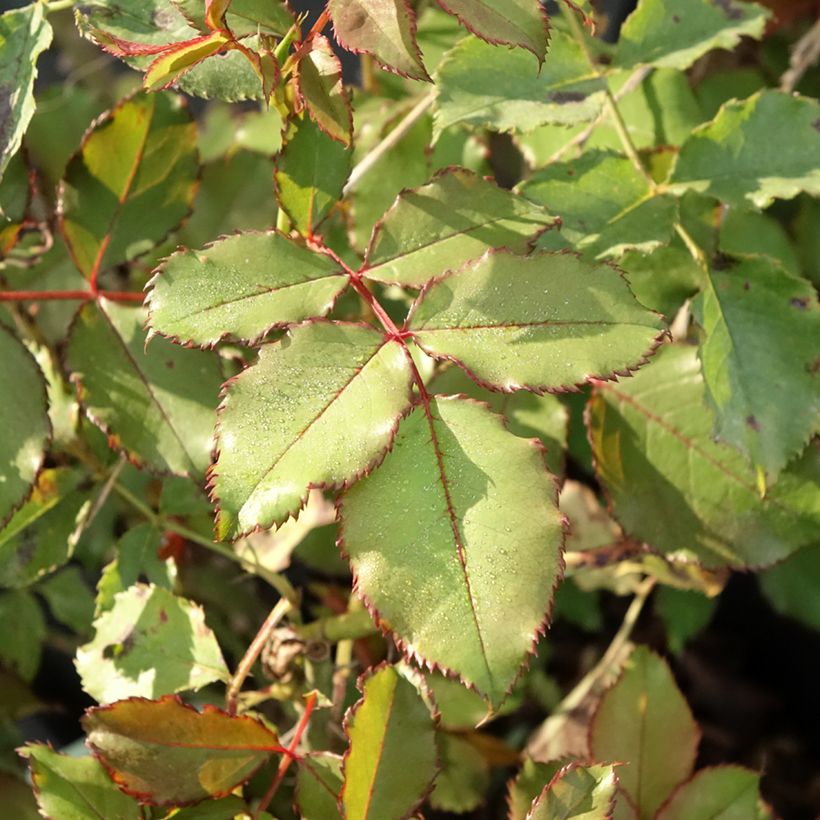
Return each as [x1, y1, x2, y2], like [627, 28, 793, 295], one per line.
[254, 692, 318, 819]
[227, 597, 294, 715]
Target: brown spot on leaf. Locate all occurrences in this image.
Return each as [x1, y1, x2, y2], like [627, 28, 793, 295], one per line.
[743, 280, 751, 290]
[711, 253, 735, 271]
[791, 297, 809, 309]
[813, 119, 820, 133]
[165, 360, 175, 369]
[809, 359, 820, 376]
[713, 0, 743, 20]
[549, 91, 587, 104]
[746, 415, 761, 431]
[158, 608, 168, 624]
[673, 14, 681, 22]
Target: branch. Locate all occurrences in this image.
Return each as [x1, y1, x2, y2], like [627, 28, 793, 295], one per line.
[0, 289, 144, 303]
[781, 17, 820, 93]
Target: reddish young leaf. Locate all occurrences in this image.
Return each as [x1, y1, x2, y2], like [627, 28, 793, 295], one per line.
[82, 696, 286, 806]
[143, 31, 231, 92]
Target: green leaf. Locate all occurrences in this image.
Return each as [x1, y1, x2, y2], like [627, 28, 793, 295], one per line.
[669, 91, 820, 209]
[429, 734, 489, 813]
[0, 468, 89, 588]
[76, 583, 229, 703]
[759, 544, 820, 632]
[521, 151, 678, 259]
[656, 766, 762, 820]
[96, 524, 176, 614]
[275, 116, 350, 235]
[147, 231, 347, 347]
[213, 322, 413, 540]
[0, 4, 52, 179]
[0, 325, 50, 528]
[693, 256, 819, 478]
[328, 0, 430, 81]
[0, 590, 45, 681]
[341, 665, 438, 819]
[37, 566, 95, 636]
[718, 209, 799, 275]
[655, 587, 716, 655]
[172, 0, 294, 37]
[295, 752, 343, 820]
[66, 300, 223, 477]
[59, 92, 198, 280]
[163, 795, 249, 819]
[340, 397, 564, 707]
[363, 168, 558, 287]
[22, 744, 141, 820]
[590, 646, 699, 818]
[296, 35, 352, 147]
[616, 0, 768, 70]
[82, 695, 284, 805]
[0, 773, 39, 819]
[527, 763, 619, 820]
[508, 759, 573, 820]
[0, 152, 28, 253]
[434, 0, 548, 62]
[588, 345, 819, 568]
[408, 249, 664, 392]
[433, 32, 606, 137]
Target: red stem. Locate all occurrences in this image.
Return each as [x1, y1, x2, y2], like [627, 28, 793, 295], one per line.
[307, 8, 331, 41]
[0, 290, 144, 303]
[254, 692, 317, 818]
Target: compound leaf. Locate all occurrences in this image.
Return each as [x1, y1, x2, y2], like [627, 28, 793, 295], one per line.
[693, 255, 819, 478]
[76, 583, 230, 703]
[66, 299, 223, 477]
[408, 249, 664, 392]
[616, 0, 768, 70]
[669, 91, 820, 209]
[82, 696, 284, 805]
[527, 763, 619, 820]
[590, 646, 699, 818]
[213, 322, 413, 540]
[328, 0, 430, 81]
[363, 168, 558, 287]
[656, 766, 763, 820]
[341, 665, 438, 819]
[0, 325, 50, 528]
[59, 93, 198, 281]
[588, 345, 819, 568]
[147, 231, 347, 347]
[340, 396, 564, 708]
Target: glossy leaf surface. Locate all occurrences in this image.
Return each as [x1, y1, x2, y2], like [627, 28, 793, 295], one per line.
[147, 231, 347, 346]
[670, 91, 820, 209]
[59, 93, 198, 280]
[0, 325, 50, 528]
[693, 256, 819, 477]
[616, 0, 768, 70]
[590, 647, 699, 818]
[213, 322, 413, 539]
[341, 665, 438, 819]
[66, 300, 223, 477]
[364, 168, 557, 287]
[656, 766, 762, 820]
[527, 763, 618, 820]
[341, 397, 564, 707]
[76, 583, 229, 703]
[588, 345, 819, 568]
[409, 250, 664, 392]
[22, 745, 141, 820]
[328, 0, 429, 81]
[82, 696, 283, 805]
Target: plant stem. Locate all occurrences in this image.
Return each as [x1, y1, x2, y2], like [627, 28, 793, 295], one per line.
[254, 692, 317, 818]
[0, 289, 144, 303]
[227, 597, 293, 715]
[781, 17, 820, 93]
[43, 0, 75, 13]
[298, 608, 377, 643]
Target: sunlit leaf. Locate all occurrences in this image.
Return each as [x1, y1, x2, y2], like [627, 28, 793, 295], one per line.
[340, 397, 564, 707]
[508, 758, 568, 820]
[142, 31, 231, 92]
[173, 0, 294, 37]
[527, 762, 619, 820]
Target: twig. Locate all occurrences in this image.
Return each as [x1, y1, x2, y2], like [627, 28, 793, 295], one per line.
[781, 18, 820, 93]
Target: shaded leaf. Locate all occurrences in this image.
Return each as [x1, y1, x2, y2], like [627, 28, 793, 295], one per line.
[147, 231, 347, 346]
[363, 168, 557, 287]
[0, 3, 52, 179]
[616, 0, 768, 70]
[655, 587, 716, 655]
[0, 325, 50, 528]
[76, 583, 229, 703]
[669, 91, 820, 209]
[656, 766, 762, 820]
[408, 249, 664, 392]
[0, 149, 29, 255]
[166, 795, 250, 819]
[213, 322, 413, 540]
[521, 151, 677, 259]
[328, 0, 430, 81]
[434, 0, 548, 62]
[718, 209, 799, 275]
[22, 744, 141, 820]
[296, 35, 352, 147]
[66, 299, 223, 477]
[36, 566, 95, 636]
[759, 543, 820, 632]
[527, 762, 618, 820]
[508, 758, 569, 820]
[590, 646, 699, 818]
[82, 695, 284, 805]
[59, 93, 198, 280]
[340, 397, 564, 708]
[275, 116, 350, 235]
[588, 344, 820, 568]
[0, 773, 39, 819]
[341, 665, 438, 819]
[693, 255, 819, 478]
[295, 752, 343, 820]
[0, 590, 45, 681]
[430, 733, 490, 813]
[434, 32, 606, 137]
